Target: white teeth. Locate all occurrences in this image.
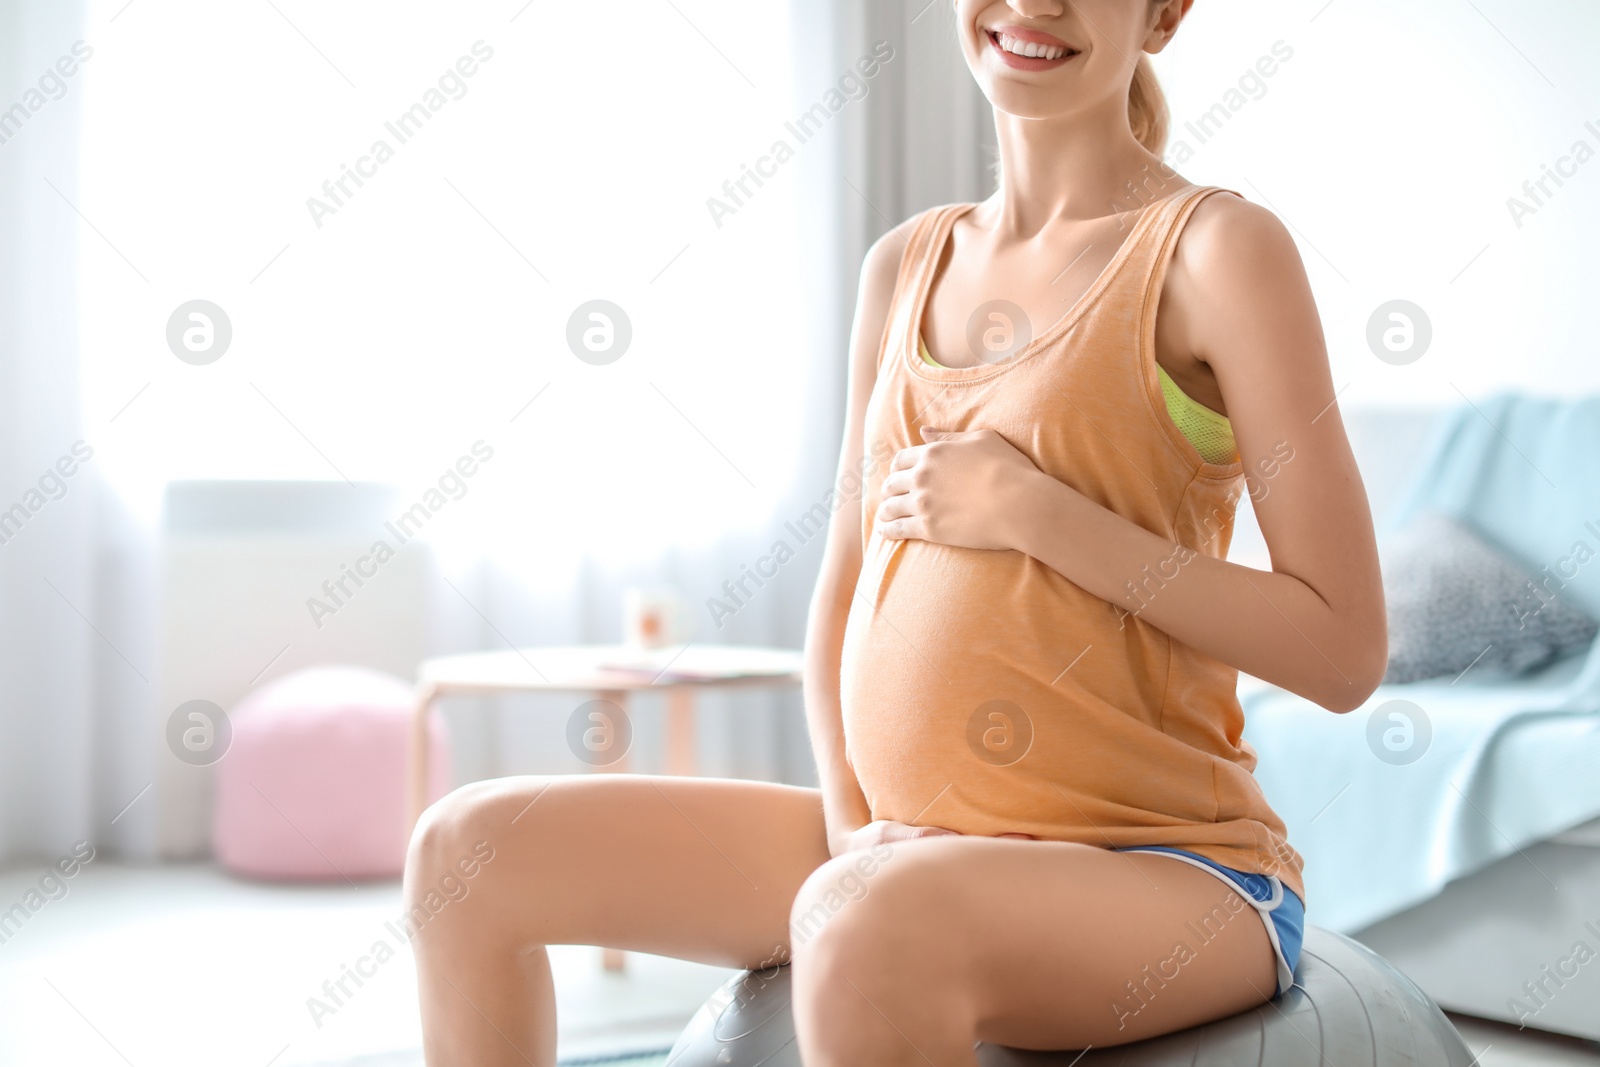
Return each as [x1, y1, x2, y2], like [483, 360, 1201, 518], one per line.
[995, 33, 1069, 61]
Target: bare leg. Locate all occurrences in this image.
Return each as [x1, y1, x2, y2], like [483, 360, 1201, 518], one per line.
[789, 836, 1280, 1066]
[405, 774, 829, 1067]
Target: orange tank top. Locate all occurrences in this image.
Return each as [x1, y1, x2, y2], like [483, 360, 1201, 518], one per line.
[839, 185, 1305, 903]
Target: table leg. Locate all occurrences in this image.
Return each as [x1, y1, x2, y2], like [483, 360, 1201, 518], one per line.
[407, 681, 441, 839]
[665, 686, 697, 777]
[596, 688, 630, 974]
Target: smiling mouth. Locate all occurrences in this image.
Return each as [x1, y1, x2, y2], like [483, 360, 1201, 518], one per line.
[987, 29, 1079, 63]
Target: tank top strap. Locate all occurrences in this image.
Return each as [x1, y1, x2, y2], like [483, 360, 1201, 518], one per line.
[1118, 184, 1242, 329]
[878, 203, 967, 372]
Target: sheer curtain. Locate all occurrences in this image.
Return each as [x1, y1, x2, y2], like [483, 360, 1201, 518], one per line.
[0, 0, 121, 865]
[0, 0, 996, 865]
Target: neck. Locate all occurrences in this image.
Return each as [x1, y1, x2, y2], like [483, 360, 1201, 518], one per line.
[987, 101, 1179, 234]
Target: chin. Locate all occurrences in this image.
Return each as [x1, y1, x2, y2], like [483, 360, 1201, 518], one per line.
[960, 32, 1107, 123]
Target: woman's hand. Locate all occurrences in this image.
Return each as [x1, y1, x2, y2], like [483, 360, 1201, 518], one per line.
[832, 820, 1037, 855]
[875, 428, 1045, 552]
[833, 820, 958, 855]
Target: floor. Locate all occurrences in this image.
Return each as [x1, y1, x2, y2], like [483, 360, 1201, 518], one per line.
[0, 863, 1594, 1066]
[1449, 1016, 1600, 1067]
[0, 862, 729, 1066]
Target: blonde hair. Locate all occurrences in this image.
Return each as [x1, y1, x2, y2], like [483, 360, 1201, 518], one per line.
[1128, 54, 1170, 155]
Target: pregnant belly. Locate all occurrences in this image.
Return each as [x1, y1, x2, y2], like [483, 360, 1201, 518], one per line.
[838, 533, 1215, 836]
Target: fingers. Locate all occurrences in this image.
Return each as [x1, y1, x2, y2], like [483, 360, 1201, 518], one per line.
[888, 824, 958, 842]
[875, 479, 923, 542]
[888, 445, 927, 473]
[879, 466, 915, 499]
[850, 821, 960, 851]
[877, 517, 926, 542]
[875, 492, 916, 523]
[895, 428, 991, 475]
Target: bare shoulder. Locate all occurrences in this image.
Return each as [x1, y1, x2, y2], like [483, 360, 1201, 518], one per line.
[1174, 190, 1302, 283]
[859, 211, 926, 304]
[1165, 190, 1321, 370]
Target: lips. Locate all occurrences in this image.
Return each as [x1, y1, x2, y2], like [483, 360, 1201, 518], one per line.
[986, 26, 1080, 70]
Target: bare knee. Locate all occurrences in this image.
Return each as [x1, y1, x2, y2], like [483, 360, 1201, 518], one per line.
[788, 847, 900, 961]
[407, 781, 497, 885]
[403, 779, 533, 942]
[789, 846, 967, 997]
[787, 847, 976, 1059]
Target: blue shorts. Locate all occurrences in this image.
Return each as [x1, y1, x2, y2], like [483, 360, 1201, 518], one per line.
[1113, 845, 1304, 997]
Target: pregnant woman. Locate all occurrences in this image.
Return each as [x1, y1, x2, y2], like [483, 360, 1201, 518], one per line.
[405, 1, 1386, 1063]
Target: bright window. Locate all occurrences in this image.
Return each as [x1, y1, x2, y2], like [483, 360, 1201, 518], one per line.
[79, 0, 803, 564]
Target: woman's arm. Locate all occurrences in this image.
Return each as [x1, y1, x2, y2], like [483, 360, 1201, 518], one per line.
[874, 196, 1388, 713]
[804, 223, 912, 855]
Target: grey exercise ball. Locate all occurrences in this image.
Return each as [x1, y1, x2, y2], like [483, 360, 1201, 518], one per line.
[665, 926, 1477, 1066]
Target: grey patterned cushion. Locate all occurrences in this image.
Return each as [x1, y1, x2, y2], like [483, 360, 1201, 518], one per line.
[1382, 512, 1598, 684]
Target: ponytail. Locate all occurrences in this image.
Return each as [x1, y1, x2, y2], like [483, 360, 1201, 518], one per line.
[1128, 55, 1170, 155]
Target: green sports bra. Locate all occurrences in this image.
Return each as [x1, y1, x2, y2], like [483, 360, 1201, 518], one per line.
[917, 333, 1238, 466]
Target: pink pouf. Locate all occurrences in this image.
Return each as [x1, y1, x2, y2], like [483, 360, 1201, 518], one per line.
[213, 665, 451, 881]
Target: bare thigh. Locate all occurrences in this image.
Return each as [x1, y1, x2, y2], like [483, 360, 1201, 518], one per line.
[408, 773, 831, 967]
[790, 836, 1279, 1057]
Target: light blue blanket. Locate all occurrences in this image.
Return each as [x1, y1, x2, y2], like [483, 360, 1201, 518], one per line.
[1242, 394, 1600, 933]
